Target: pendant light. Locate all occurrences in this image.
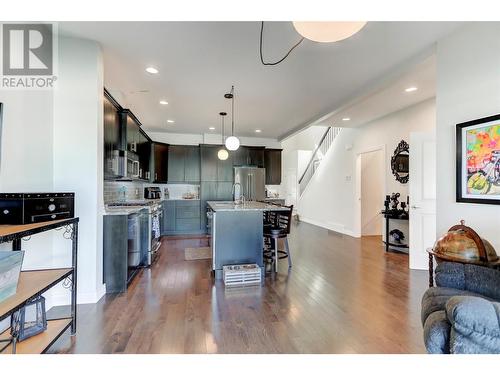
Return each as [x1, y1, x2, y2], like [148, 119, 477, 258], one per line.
[217, 112, 229, 161]
[224, 86, 240, 151]
[292, 22, 366, 43]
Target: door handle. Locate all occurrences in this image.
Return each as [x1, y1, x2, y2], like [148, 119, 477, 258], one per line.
[411, 205, 421, 209]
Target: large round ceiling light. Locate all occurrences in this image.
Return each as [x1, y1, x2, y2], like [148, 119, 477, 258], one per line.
[292, 22, 366, 43]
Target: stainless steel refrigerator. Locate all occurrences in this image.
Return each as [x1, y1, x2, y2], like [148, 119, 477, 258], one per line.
[234, 167, 266, 201]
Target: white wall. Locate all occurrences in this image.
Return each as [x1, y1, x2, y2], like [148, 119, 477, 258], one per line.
[436, 23, 500, 251]
[280, 125, 328, 202]
[147, 131, 281, 148]
[296, 98, 435, 236]
[52, 37, 105, 304]
[0, 91, 55, 269]
[0, 36, 105, 306]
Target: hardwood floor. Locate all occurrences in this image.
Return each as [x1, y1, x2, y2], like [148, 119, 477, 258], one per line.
[49, 221, 428, 354]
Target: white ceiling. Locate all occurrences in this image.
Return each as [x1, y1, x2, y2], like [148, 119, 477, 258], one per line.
[59, 21, 461, 139]
[318, 54, 436, 130]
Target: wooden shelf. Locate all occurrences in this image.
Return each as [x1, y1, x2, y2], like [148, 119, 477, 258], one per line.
[0, 318, 72, 354]
[0, 218, 78, 243]
[0, 269, 73, 320]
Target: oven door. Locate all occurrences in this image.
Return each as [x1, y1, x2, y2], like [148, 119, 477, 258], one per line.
[23, 195, 74, 224]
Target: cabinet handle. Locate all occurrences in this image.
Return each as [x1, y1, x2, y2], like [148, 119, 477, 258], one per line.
[155, 173, 158, 181]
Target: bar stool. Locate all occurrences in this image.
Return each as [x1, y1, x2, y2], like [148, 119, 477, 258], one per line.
[263, 205, 293, 274]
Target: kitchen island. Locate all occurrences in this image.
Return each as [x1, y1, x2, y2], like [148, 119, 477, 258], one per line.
[207, 201, 289, 279]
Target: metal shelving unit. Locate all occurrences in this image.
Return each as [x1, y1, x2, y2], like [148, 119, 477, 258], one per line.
[0, 218, 79, 354]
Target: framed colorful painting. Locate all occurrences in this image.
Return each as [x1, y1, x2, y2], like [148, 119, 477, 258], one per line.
[456, 114, 500, 205]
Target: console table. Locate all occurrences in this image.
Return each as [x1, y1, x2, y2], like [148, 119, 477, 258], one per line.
[0, 218, 79, 354]
[381, 210, 409, 253]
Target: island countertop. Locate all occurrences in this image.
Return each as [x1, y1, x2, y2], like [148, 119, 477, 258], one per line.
[207, 201, 289, 212]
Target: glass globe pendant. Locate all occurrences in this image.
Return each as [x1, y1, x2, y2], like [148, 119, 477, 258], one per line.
[225, 136, 240, 151]
[224, 86, 240, 151]
[217, 112, 229, 160]
[218, 148, 229, 160]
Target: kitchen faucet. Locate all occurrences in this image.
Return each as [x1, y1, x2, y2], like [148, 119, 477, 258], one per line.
[232, 182, 245, 204]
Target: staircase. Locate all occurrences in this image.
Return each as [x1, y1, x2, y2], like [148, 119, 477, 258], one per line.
[298, 126, 341, 196]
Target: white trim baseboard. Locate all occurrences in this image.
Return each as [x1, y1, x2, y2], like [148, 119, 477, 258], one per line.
[299, 216, 357, 238]
[47, 283, 106, 309]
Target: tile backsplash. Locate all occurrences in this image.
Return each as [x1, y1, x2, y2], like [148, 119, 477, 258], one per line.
[104, 181, 143, 202]
[104, 181, 200, 203]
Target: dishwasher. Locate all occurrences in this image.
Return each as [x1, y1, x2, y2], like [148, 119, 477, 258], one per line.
[127, 210, 148, 284]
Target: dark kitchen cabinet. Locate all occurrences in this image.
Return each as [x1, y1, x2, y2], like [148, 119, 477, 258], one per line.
[216, 182, 233, 200]
[247, 147, 265, 167]
[217, 152, 233, 182]
[137, 129, 151, 180]
[119, 108, 151, 181]
[200, 145, 218, 181]
[161, 200, 201, 235]
[168, 145, 200, 183]
[264, 149, 282, 185]
[232, 146, 264, 167]
[121, 110, 139, 153]
[161, 200, 176, 234]
[184, 146, 200, 182]
[103, 91, 122, 180]
[232, 147, 248, 167]
[200, 144, 234, 182]
[167, 146, 185, 182]
[153, 142, 169, 183]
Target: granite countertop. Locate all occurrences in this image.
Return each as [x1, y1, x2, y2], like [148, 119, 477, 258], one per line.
[165, 198, 200, 201]
[103, 199, 165, 215]
[207, 201, 289, 212]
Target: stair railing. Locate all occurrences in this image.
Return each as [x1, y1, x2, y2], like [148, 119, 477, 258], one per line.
[298, 126, 341, 196]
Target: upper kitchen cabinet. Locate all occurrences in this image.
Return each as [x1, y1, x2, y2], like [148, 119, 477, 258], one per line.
[137, 129, 151, 180]
[264, 149, 282, 185]
[200, 145, 233, 182]
[119, 109, 151, 181]
[168, 145, 200, 183]
[232, 146, 265, 167]
[184, 146, 201, 182]
[103, 90, 123, 180]
[153, 142, 169, 183]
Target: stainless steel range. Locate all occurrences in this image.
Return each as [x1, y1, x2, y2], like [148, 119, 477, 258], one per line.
[106, 199, 162, 266]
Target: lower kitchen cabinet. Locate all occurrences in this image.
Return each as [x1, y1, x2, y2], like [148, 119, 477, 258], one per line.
[161, 200, 202, 235]
[161, 201, 175, 233]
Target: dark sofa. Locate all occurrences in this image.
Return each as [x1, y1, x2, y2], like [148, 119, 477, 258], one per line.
[421, 261, 500, 354]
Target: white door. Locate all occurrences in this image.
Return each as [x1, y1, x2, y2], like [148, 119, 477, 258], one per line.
[409, 132, 436, 270]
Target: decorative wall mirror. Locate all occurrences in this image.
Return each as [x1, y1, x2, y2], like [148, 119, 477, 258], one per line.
[391, 140, 409, 184]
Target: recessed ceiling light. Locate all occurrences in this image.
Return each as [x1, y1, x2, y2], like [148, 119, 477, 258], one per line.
[209, 127, 215, 130]
[167, 120, 175, 124]
[159, 100, 168, 105]
[342, 117, 351, 121]
[405, 86, 418, 92]
[255, 129, 262, 133]
[145, 67, 159, 74]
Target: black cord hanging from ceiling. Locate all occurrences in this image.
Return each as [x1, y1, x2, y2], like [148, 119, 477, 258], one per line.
[260, 21, 304, 66]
